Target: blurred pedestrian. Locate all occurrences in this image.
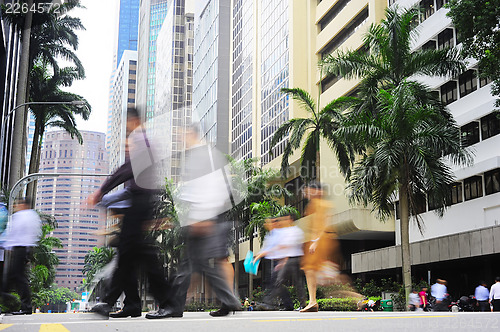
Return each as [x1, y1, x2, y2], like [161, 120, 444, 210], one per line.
[243, 298, 250, 311]
[490, 277, 500, 312]
[300, 182, 338, 312]
[419, 286, 429, 311]
[475, 281, 490, 312]
[88, 108, 173, 319]
[254, 213, 306, 311]
[431, 279, 448, 311]
[168, 125, 241, 318]
[409, 289, 420, 311]
[0, 197, 41, 315]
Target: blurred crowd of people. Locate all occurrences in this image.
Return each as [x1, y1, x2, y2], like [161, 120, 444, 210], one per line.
[87, 108, 344, 318]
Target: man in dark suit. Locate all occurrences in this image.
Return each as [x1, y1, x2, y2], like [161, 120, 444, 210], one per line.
[88, 108, 174, 318]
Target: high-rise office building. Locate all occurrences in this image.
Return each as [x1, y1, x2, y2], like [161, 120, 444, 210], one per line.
[107, 50, 138, 172]
[154, 0, 195, 183]
[193, 0, 230, 154]
[107, 0, 140, 170]
[351, 0, 500, 294]
[114, 0, 140, 69]
[229, 0, 391, 296]
[36, 130, 108, 293]
[137, 0, 169, 125]
[0, 0, 22, 186]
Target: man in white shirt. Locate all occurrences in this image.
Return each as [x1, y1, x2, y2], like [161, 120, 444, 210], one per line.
[431, 279, 448, 311]
[490, 277, 500, 312]
[475, 281, 490, 312]
[409, 289, 420, 311]
[1, 198, 41, 315]
[254, 213, 306, 311]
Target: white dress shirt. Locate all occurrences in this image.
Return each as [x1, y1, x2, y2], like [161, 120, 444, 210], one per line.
[1, 209, 41, 249]
[431, 283, 447, 301]
[490, 282, 500, 300]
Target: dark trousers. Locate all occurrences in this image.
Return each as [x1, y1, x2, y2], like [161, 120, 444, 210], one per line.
[170, 232, 240, 312]
[477, 300, 490, 312]
[493, 299, 500, 312]
[266, 256, 306, 309]
[102, 194, 170, 310]
[102, 254, 138, 309]
[4, 247, 32, 311]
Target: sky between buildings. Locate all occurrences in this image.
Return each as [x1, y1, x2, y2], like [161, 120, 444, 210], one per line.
[63, 0, 118, 134]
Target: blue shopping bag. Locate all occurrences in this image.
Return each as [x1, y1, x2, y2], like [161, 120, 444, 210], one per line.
[243, 250, 260, 275]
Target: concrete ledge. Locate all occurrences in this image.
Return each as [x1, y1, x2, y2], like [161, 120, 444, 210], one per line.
[352, 225, 500, 273]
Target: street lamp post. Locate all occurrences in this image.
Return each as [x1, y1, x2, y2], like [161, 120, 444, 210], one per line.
[8, 172, 109, 221]
[0, 100, 87, 186]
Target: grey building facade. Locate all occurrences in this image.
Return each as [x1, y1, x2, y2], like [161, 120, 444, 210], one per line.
[193, 0, 231, 154]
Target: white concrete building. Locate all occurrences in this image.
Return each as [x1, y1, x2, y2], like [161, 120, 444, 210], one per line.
[352, 0, 500, 295]
[106, 50, 137, 172]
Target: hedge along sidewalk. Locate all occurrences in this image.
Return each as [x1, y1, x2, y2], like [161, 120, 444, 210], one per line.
[316, 297, 359, 311]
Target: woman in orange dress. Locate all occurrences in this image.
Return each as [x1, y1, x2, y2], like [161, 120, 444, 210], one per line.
[300, 182, 338, 312]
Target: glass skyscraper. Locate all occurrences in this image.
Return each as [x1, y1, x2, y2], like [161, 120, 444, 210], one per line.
[115, 0, 140, 69]
[146, 0, 168, 122]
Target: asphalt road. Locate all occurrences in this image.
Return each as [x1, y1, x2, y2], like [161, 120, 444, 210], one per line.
[1, 311, 499, 332]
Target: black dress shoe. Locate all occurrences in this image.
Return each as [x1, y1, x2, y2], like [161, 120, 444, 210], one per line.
[90, 303, 112, 317]
[209, 305, 241, 317]
[109, 308, 141, 318]
[11, 309, 32, 315]
[145, 307, 183, 319]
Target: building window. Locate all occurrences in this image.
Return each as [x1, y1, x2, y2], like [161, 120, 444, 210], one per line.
[447, 182, 463, 205]
[438, 28, 455, 49]
[464, 176, 483, 201]
[321, 74, 339, 93]
[318, 0, 352, 31]
[440, 81, 458, 105]
[420, 0, 435, 21]
[481, 112, 500, 140]
[479, 75, 493, 88]
[436, 0, 449, 10]
[458, 70, 477, 98]
[284, 177, 306, 217]
[421, 40, 437, 51]
[320, 6, 369, 58]
[460, 121, 480, 147]
[485, 168, 500, 195]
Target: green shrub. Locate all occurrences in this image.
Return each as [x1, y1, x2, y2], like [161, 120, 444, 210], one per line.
[252, 286, 267, 303]
[317, 297, 359, 311]
[184, 301, 219, 312]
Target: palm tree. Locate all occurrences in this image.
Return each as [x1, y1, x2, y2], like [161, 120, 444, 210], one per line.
[152, 180, 184, 278]
[246, 201, 299, 242]
[1, 0, 85, 76]
[29, 0, 85, 77]
[227, 157, 292, 297]
[82, 247, 116, 287]
[270, 88, 354, 181]
[26, 63, 90, 201]
[322, 6, 471, 306]
[30, 224, 63, 294]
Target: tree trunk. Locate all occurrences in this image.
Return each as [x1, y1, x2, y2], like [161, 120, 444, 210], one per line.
[316, 146, 320, 182]
[399, 186, 412, 311]
[233, 220, 239, 297]
[9, 0, 34, 189]
[248, 230, 253, 299]
[26, 121, 42, 205]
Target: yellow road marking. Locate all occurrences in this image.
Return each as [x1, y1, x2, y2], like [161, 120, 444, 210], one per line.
[39, 324, 70, 332]
[362, 315, 455, 320]
[0, 325, 13, 331]
[257, 315, 455, 323]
